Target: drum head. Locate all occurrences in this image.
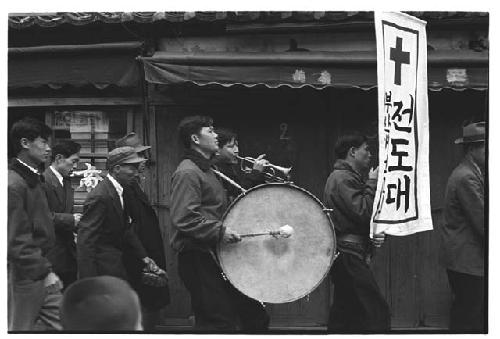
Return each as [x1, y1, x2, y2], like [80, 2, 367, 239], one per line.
[217, 183, 336, 304]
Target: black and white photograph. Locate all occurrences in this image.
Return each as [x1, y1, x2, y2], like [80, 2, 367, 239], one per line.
[5, 3, 491, 334]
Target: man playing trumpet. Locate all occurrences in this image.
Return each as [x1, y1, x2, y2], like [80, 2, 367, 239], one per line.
[213, 128, 268, 201]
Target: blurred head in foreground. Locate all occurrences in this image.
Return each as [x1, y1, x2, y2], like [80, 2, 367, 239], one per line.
[61, 276, 142, 331]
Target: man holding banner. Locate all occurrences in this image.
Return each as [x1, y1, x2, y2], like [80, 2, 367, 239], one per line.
[323, 134, 390, 332]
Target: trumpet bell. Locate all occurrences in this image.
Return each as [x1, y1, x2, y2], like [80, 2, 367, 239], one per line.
[271, 165, 292, 177]
[237, 154, 292, 182]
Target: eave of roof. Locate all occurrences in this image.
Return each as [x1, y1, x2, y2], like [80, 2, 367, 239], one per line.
[8, 11, 488, 30]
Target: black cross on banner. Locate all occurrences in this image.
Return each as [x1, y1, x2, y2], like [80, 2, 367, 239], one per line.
[390, 36, 410, 86]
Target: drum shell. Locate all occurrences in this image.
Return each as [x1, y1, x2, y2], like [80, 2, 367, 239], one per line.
[217, 183, 336, 304]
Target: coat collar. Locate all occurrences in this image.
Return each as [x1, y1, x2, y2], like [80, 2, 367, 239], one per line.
[102, 176, 124, 216]
[183, 149, 213, 172]
[49, 166, 64, 187]
[463, 154, 484, 184]
[333, 159, 364, 180]
[9, 158, 44, 188]
[44, 167, 63, 187]
[43, 167, 66, 204]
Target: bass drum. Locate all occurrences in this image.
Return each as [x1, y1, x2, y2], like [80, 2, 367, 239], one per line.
[217, 183, 336, 304]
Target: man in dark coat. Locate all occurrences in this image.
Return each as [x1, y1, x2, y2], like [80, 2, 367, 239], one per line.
[440, 121, 486, 332]
[170, 116, 268, 332]
[8, 118, 63, 331]
[77, 147, 149, 280]
[211, 127, 270, 329]
[43, 141, 81, 289]
[117, 132, 170, 331]
[323, 133, 389, 333]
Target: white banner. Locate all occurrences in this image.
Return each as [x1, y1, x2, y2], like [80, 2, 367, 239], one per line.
[371, 12, 433, 237]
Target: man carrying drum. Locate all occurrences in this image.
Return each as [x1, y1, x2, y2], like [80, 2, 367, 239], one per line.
[169, 115, 269, 332]
[323, 133, 390, 332]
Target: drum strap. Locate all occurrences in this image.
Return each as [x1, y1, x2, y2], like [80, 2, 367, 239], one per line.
[212, 168, 247, 194]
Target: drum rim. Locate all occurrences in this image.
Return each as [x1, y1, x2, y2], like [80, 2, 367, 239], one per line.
[216, 182, 337, 303]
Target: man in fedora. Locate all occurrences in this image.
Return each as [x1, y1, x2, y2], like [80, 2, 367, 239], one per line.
[116, 132, 170, 331]
[440, 121, 486, 332]
[77, 146, 149, 281]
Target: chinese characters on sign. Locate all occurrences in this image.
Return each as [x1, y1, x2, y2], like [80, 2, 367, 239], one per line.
[371, 12, 433, 237]
[292, 69, 332, 85]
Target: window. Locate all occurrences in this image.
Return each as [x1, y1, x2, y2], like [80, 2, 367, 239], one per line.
[48, 107, 132, 208]
[52, 109, 128, 171]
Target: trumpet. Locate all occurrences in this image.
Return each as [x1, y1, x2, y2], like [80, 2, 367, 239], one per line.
[236, 155, 292, 182]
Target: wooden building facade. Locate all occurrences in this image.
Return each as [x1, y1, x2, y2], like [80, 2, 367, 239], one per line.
[8, 11, 488, 330]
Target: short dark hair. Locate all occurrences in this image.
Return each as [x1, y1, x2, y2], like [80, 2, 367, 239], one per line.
[177, 115, 214, 148]
[215, 127, 237, 147]
[334, 133, 368, 160]
[61, 276, 141, 331]
[51, 141, 81, 162]
[9, 117, 52, 156]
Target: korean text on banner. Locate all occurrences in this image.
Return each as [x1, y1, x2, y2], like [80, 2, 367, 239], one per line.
[371, 12, 433, 237]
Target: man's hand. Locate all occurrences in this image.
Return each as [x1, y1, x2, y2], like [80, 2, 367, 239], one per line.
[371, 232, 386, 248]
[141, 258, 169, 287]
[143, 257, 160, 272]
[223, 227, 241, 244]
[369, 166, 379, 180]
[252, 154, 269, 173]
[142, 269, 168, 287]
[73, 213, 82, 228]
[44, 272, 63, 293]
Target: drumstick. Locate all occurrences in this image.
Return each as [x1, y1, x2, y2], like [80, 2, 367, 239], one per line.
[239, 225, 294, 239]
[240, 232, 270, 238]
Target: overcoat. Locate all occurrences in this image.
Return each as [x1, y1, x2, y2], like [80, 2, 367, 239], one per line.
[77, 176, 146, 280]
[441, 154, 485, 276]
[8, 160, 55, 281]
[42, 168, 76, 278]
[123, 179, 170, 310]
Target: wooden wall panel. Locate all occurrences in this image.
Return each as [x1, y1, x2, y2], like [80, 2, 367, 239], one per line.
[154, 105, 192, 325]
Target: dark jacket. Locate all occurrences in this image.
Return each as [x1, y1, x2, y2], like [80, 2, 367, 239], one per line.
[8, 159, 55, 282]
[123, 179, 170, 310]
[323, 159, 377, 238]
[170, 149, 228, 253]
[42, 168, 76, 276]
[77, 176, 146, 280]
[441, 154, 485, 276]
[213, 161, 265, 201]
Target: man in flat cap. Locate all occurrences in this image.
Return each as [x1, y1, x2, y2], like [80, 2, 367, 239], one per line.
[440, 121, 486, 332]
[116, 132, 170, 331]
[77, 147, 149, 281]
